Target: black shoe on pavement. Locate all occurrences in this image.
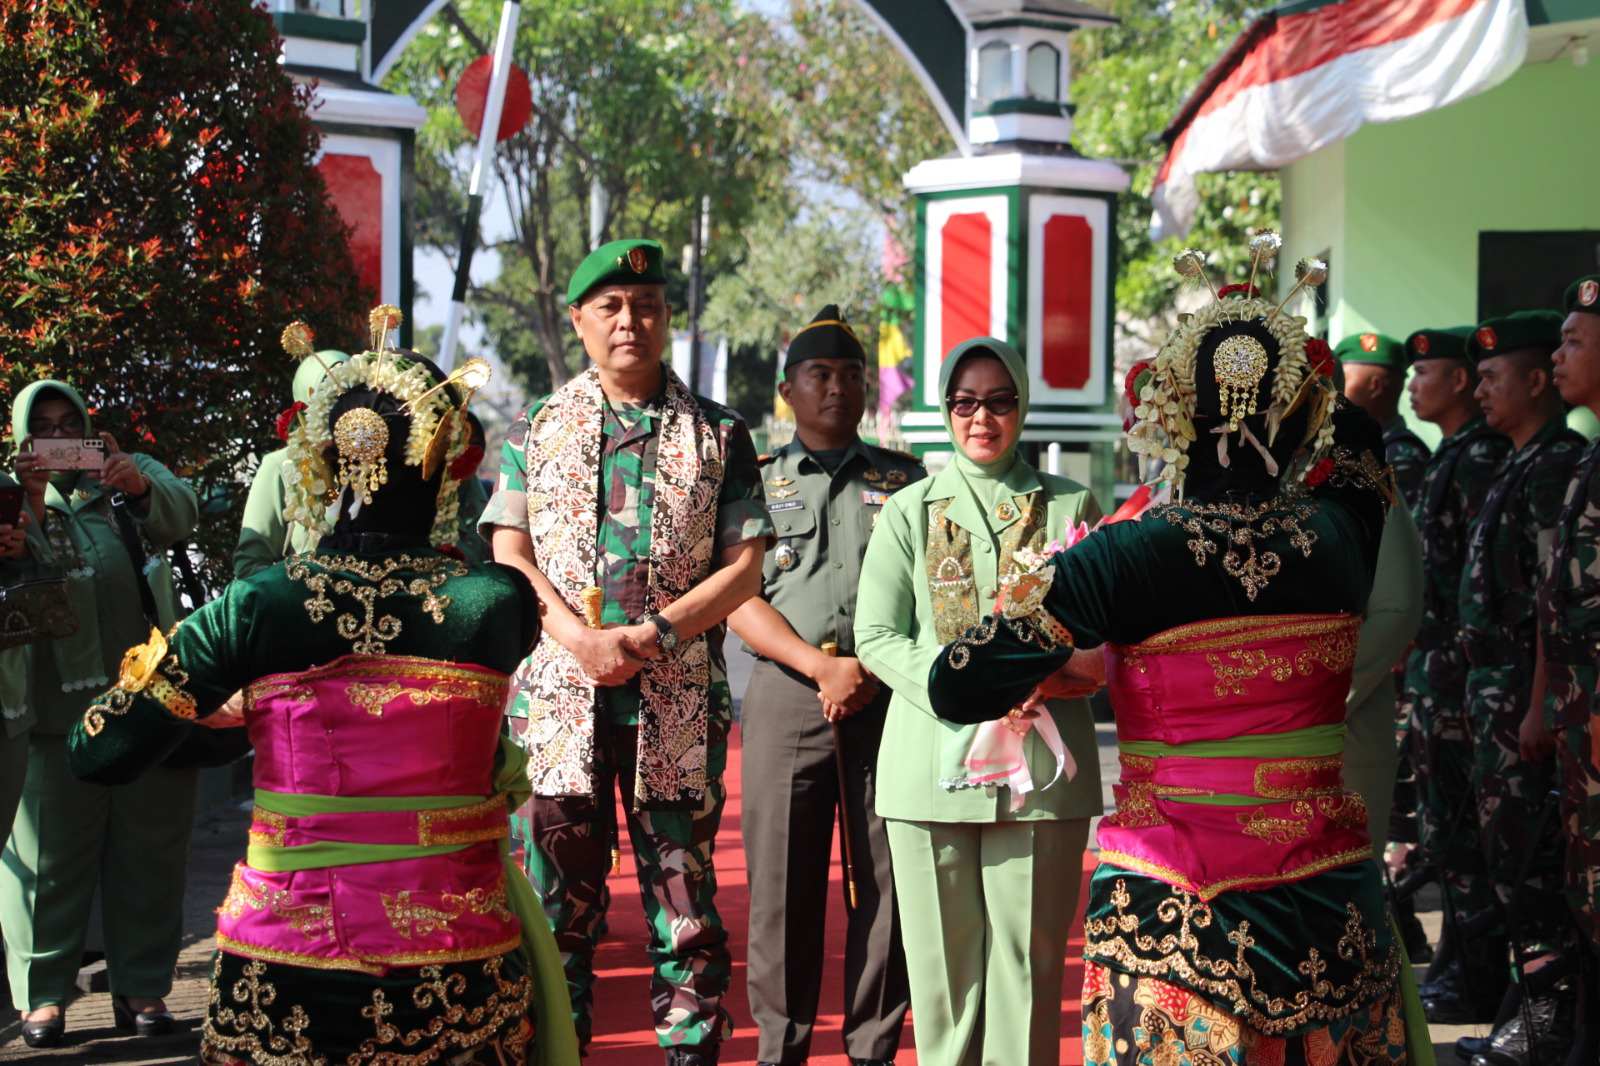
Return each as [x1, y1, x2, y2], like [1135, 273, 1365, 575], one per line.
[20, 1013, 66, 1049]
[1470, 979, 1578, 1066]
[664, 1047, 719, 1066]
[851, 1060, 896, 1065]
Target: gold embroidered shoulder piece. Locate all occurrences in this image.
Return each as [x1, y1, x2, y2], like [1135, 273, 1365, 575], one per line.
[1323, 445, 1398, 507]
[284, 554, 469, 657]
[1156, 497, 1318, 601]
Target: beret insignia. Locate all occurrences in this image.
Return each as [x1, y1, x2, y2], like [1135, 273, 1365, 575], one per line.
[1581, 279, 1599, 307]
[1475, 326, 1497, 350]
[1414, 334, 1430, 356]
[627, 247, 649, 274]
[1360, 333, 1378, 352]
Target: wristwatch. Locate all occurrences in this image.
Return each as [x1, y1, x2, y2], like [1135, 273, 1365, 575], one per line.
[645, 614, 680, 654]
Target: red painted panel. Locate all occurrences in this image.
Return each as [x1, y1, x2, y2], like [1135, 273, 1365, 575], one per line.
[940, 212, 992, 358]
[317, 153, 383, 304]
[1040, 213, 1093, 390]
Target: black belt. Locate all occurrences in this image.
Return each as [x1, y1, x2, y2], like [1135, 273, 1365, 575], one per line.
[1543, 632, 1600, 665]
[1460, 630, 1534, 670]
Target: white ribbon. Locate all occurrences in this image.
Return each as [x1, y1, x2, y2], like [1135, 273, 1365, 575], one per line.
[964, 713, 1077, 812]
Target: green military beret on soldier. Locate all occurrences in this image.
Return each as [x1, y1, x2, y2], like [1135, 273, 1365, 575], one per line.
[1333, 332, 1405, 371]
[1564, 274, 1600, 316]
[785, 304, 866, 371]
[565, 238, 667, 305]
[1464, 309, 1565, 365]
[1405, 326, 1473, 363]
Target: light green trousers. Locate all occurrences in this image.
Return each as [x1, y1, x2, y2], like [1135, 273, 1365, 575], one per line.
[0, 728, 26, 853]
[885, 817, 1089, 1066]
[1, 733, 199, 1009]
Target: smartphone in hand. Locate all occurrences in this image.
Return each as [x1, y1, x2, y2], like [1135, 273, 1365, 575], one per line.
[31, 438, 107, 472]
[0, 484, 22, 527]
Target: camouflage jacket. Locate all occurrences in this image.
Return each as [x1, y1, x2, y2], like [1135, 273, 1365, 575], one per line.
[1459, 417, 1585, 673]
[1404, 415, 1512, 703]
[1383, 416, 1432, 513]
[1538, 435, 1600, 729]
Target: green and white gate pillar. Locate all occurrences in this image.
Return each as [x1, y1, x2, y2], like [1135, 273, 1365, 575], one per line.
[895, 3, 1129, 505]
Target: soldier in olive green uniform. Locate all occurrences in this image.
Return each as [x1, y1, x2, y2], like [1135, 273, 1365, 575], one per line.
[730, 306, 917, 1066]
[1538, 275, 1600, 1064]
[1335, 331, 1431, 509]
[1448, 312, 1584, 1034]
[1400, 326, 1513, 1005]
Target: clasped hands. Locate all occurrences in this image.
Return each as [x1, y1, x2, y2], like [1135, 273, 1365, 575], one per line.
[571, 622, 662, 686]
[1002, 648, 1105, 737]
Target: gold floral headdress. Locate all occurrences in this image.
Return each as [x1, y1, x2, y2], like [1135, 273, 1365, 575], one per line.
[279, 306, 493, 549]
[1125, 233, 1336, 498]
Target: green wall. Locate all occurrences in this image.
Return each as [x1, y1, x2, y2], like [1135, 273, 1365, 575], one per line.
[1282, 56, 1600, 444]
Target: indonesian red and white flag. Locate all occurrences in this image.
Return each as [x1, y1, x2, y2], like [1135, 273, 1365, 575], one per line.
[1151, 0, 1528, 240]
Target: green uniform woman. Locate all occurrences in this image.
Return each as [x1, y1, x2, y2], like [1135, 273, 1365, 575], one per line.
[855, 338, 1103, 1066]
[2, 379, 200, 1045]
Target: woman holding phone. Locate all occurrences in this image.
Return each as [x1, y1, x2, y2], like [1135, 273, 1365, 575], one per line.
[1, 379, 199, 1047]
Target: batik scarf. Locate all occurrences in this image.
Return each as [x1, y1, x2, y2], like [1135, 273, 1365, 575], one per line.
[518, 365, 722, 809]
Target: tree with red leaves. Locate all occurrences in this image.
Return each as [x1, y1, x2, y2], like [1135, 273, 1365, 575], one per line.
[0, 0, 369, 586]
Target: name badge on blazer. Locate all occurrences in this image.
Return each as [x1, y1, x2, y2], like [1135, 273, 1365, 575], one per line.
[767, 499, 805, 512]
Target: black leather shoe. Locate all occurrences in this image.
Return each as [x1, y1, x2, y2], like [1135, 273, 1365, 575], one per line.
[20, 1014, 66, 1049]
[1457, 1035, 1491, 1061]
[851, 1060, 896, 1065]
[112, 994, 175, 1036]
[663, 1047, 718, 1066]
[1471, 980, 1578, 1066]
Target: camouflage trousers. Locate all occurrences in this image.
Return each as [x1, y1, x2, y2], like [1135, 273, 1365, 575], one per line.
[1465, 666, 1566, 955]
[1558, 718, 1600, 945]
[1406, 689, 1496, 920]
[507, 717, 732, 1051]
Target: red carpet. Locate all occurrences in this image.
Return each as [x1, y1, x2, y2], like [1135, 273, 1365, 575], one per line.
[584, 724, 1095, 1065]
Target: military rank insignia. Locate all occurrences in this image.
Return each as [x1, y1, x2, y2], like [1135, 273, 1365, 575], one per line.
[1581, 279, 1599, 307]
[627, 247, 649, 273]
[769, 487, 797, 499]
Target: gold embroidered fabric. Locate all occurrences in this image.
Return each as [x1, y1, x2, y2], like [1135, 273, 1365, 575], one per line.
[380, 883, 513, 939]
[83, 639, 199, 736]
[284, 554, 467, 657]
[1155, 498, 1319, 600]
[346, 677, 506, 718]
[1082, 877, 1400, 1035]
[1097, 846, 1376, 902]
[218, 868, 332, 942]
[924, 495, 1046, 644]
[212, 932, 522, 975]
[1125, 613, 1359, 655]
[245, 656, 508, 714]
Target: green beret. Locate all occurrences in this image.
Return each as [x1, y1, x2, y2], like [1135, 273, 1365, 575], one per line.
[1564, 275, 1600, 316]
[1464, 310, 1564, 365]
[1333, 332, 1404, 371]
[1405, 327, 1472, 363]
[785, 304, 866, 371]
[566, 239, 667, 305]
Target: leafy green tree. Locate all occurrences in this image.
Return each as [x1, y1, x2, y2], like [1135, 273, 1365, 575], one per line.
[1070, 0, 1280, 355]
[0, 0, 369, 584]
[386, 0, 792, 392]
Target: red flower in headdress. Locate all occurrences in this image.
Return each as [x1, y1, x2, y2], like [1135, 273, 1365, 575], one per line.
[448, 444, 485, 483]
[274, 401, 307, 441]
[1123, 360, 1153, 405]
[1217, 282, 1261, 299]
[1305, 338, 1335, 377]
[1306, 456, 1335, 486]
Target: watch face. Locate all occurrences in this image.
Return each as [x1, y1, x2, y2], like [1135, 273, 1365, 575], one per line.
[659, 629, 679, 653]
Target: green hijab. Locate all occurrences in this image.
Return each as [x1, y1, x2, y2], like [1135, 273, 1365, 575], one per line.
[292, 350, 351, 406]
[939, 336, 1030, 495]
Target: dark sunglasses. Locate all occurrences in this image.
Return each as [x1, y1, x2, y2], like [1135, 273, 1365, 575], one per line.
[946, 393, 1019, 418]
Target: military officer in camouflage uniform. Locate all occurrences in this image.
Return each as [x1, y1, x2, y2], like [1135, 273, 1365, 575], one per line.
[729, 305, 918, 1066]
[483, 240, 773, 1066]
[1335, 331, 1432, 508]
[1401, 325, 1513, 1009]
[1447, 312, 1585, 1034]
[1537, 274, 1600, 1062]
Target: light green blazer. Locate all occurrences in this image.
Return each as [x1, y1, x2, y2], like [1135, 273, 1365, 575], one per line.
[856, 459, 1105, 823]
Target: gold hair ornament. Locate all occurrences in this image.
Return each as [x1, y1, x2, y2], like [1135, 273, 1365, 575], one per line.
[333, 407, 390, 504]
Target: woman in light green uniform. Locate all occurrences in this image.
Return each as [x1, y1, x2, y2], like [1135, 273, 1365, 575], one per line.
[854, 338, 1103, 1066]
[1, 471, 39, 844]
[2, 380, 200, 1047]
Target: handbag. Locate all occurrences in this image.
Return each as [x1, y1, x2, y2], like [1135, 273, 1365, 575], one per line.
[0, 574, 79, 650]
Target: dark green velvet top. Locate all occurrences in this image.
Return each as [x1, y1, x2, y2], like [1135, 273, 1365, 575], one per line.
[68, 544, 537, 786]
[929, 401, 1390, 722]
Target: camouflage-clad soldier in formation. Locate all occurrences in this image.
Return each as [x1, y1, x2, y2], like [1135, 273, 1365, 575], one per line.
[1446, 312, 1584, 1041]
[1536, 274, 1600, 1066]
[1400, 325, 1513, 1009]
[1336, 331, 1432, 509]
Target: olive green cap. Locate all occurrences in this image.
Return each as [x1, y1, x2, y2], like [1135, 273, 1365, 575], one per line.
[1333, 332, 1404, 371]
[784, 304, 866, 371]
[566, 239, 667, 306]
[1564, 274, 1600, 316]
[1405, 327, 1472, 363]
[1464, 310, 1564, 365]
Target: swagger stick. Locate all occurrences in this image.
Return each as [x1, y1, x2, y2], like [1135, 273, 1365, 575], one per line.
[580, 586, 623, 877]
[822, 641, 859, 910]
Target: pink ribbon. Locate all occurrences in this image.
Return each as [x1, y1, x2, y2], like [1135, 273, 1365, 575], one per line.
[964, 714, 1077, 812]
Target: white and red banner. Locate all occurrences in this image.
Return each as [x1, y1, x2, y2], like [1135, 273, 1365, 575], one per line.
[1151, 0, 1528, 240]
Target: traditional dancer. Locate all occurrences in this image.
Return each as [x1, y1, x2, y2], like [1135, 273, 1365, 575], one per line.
[66, 311, 577, 1066]
[922, 245, 1429, 1063]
